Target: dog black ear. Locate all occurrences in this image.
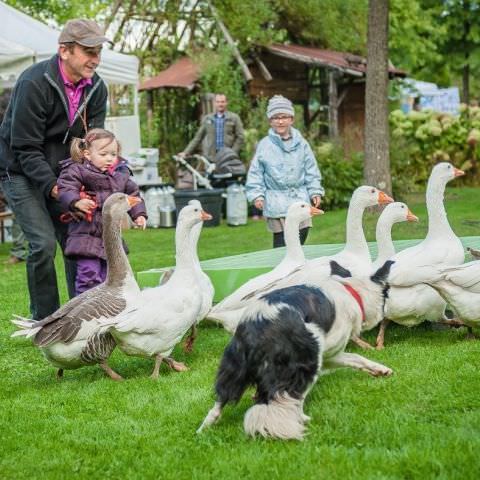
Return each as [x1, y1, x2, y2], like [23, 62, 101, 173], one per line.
[370, 260, 395, 285]
[329, 260, 352, 278]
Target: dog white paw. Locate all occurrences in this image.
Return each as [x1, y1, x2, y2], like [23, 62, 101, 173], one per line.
[369, 365, 393, 377]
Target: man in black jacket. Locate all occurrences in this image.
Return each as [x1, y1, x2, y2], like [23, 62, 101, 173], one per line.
[0, 19, 109, 320]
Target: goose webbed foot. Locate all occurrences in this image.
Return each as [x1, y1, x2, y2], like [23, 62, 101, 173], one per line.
[164, 357, 188, 372]
[183, 325, 197, 353]
[100, 362, 124, 381]
[351, 335, 374, 350]
[375, 319, 390, 350]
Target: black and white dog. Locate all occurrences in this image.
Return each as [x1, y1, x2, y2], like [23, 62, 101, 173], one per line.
[197, 261, 394, 440]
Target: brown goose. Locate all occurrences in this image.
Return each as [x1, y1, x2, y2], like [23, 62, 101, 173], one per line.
[11, 193, 142, 380]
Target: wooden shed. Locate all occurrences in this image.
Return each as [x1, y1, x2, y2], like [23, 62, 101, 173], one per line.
[248, 44, 406, 151]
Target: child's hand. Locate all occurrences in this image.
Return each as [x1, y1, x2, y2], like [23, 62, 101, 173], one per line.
[254, 198, 264, 210]
[311, 196, 321, 208]
[134, 216, 147, 230]
[75, 198, 96, 213]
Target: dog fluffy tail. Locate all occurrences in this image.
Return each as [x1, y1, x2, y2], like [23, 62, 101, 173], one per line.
[243, 393, 306, 440]
[10, 315, 42, 339]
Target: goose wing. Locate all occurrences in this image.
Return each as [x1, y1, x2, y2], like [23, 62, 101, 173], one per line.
[442, 262, 480, 293]
[33, 285, 126, 347]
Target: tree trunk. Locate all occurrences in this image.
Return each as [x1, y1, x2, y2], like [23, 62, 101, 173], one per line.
[364, 0, 391, 195]
[328, 70, 339, 139]
[462, 1, 471, 105]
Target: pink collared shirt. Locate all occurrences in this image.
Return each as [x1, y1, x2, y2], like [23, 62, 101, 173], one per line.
[58, 58, 93, 125]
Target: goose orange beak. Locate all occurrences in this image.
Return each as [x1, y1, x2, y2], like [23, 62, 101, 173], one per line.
[310, 206, 324, 216]
[201, 210, 213, 221]
[378, 191, 394, 205]
[454, 167, 465, 177]
[406, 209, 419, 222]
[127, 196, 142, 208]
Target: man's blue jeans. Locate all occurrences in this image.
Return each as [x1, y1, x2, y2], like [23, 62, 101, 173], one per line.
[1, 173, 76, 320]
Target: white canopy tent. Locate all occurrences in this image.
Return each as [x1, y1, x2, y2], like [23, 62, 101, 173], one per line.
[0, 38, 35, 88]
[0, 1, 142, 154]
[0, 0, 139, 85]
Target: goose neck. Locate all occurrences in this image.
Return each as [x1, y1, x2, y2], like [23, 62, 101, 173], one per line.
[103, 213, 133, 286]
[175, 221, 196, 270]
[375, 219, 395, 264]
[284, 216, 306, 263]
[344, 202, 369, 256]
[426, 179, 451, 237]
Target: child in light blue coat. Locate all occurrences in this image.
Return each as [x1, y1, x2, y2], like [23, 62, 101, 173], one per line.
[246, 95, 324, 248]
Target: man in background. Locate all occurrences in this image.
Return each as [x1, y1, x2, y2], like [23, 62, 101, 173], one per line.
[179, 93, 245, 160]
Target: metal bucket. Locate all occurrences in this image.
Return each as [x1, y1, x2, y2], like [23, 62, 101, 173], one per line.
[159, 208, 176, 228]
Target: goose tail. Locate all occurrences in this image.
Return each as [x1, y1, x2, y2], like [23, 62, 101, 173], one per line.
[11, 315, 42, 339]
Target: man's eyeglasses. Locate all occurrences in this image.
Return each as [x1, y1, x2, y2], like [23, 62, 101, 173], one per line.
[271, 115, 293, 122]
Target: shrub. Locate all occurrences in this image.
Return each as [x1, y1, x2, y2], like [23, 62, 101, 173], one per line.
[389, 105, 480, 192]
[313, 142, 363, 210]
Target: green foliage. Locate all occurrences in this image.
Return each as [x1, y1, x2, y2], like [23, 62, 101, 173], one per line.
[389, 106, 480, 195]
[275, 0, 367, 52]
[313, 142, 363, 210]
[6, 0, 109, 25]
[138, 89, 197, 182]
[389, 0, 446, 76]
[195, 46, 249, 116]
[216, 0, 281, 51]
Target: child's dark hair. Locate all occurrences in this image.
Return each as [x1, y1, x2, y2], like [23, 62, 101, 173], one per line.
[70, 128, 121, 162]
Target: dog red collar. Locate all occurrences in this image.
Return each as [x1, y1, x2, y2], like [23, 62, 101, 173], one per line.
[343, 284, 365, 322]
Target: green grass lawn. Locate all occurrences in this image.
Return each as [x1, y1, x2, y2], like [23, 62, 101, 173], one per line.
[1, 187, 480, 479]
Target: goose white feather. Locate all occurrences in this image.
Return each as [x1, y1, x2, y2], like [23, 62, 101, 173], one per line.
[427, 261, 480, 326]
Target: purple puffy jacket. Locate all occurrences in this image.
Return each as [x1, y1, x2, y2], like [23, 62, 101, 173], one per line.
[57, 158, 147, 259]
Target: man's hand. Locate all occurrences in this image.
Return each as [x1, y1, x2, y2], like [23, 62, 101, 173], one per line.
[134, 216, 147, 230]
[50, 185, 59, 199]
[254, 198, 264, 210]
[311, 196, 322, 208]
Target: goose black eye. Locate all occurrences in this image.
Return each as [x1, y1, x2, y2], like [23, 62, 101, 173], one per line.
[448, 165, 451, 168]
[371, 188, 375, 193]
[401, 205, 405, 209]
[301, 205, 305, 208]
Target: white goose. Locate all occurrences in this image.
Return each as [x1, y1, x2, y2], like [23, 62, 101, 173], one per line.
[427, 261, 480, 332]
[11, 193, 142, 380]
[101, 203, 211, 378]
[376, 162, 465, 348]
[372, 202, 419, 270]
[183, 199, 215, 351]
[207, 201, 323, 331]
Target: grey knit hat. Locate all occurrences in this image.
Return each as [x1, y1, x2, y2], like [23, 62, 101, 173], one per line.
[266, 95, 294, 119]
